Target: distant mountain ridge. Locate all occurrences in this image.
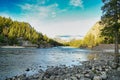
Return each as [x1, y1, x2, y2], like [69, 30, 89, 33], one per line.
[53, 35, 83, 43]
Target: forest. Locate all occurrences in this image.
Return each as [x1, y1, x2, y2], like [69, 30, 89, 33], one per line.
[0, 16, 62, 47]
[66, 20, 120, 48]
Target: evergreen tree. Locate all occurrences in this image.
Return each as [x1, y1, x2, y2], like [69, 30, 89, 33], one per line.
[101, 0, 120, 68]
[0, 16, 62, 47]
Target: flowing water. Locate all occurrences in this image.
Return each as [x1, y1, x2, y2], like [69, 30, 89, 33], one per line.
[0, 46, 92, 80]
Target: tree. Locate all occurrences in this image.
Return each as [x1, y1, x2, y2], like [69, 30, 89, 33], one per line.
[101, 0, 120, 68]
[0, 16, 62, 47]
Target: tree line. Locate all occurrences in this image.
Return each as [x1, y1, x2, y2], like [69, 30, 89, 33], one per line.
[65, 19, 120, 48]
[0, 16, 62, 47]
[65, 22, 104, 48]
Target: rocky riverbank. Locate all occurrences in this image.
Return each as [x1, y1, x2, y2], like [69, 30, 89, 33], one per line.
[0, 46, 25, 48]
[6, 52, 120, 80]
[0, 44, 56, 49]
[92, 44, 120, 52]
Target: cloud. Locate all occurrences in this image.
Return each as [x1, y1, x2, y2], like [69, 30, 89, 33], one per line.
[51, 12, 56, 18]
[18, 3, 59, 19]
[70, 0, 83, 8]
[16, 3, 60, 33]
[18, 3, 33, 10]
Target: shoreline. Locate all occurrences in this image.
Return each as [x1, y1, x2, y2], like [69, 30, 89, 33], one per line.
[0, 46, 25, 48]
[0, 45, 56, 49]
[6, 52, 120, 80]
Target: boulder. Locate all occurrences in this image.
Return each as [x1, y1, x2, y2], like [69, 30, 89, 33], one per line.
[25, 68, 30, 71]
[70, 76, 77, 80]
[117, 67, 120, 71]
[93, 76, 102, 80]
[100, 71, 107, 80]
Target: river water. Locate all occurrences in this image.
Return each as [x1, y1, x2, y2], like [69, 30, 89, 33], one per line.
[0, 46, 92, 80]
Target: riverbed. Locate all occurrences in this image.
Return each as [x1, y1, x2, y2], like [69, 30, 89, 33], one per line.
[0, 46, 92, 80]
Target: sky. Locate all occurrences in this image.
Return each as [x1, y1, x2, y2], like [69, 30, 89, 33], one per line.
[0, 0, 103, 38]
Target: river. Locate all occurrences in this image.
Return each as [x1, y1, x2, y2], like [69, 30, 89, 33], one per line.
[0, 46, 92, 80]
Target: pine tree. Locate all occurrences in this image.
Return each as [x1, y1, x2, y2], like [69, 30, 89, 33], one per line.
[101, 0, 120, 68]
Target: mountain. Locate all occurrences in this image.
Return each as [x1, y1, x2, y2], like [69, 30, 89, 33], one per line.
[53, 35, 83, 43]
[83, 21, 104, 47]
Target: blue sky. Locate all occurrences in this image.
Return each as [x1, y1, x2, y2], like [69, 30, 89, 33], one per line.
[0, 0, 103, 38]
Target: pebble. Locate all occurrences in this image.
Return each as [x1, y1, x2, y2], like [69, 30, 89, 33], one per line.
[26, 68, 30, 71]
[6, 52, 120, 80]
[93, 76, 102, 80]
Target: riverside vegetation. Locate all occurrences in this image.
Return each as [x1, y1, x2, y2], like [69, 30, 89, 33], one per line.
[0, 16, 62, 47]
[65, 21, 120, 48]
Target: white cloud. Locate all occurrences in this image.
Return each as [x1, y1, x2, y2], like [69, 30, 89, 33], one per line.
[51, 12, 57, 18]
[70, 0, 83, 8]
[38, 7, 50, 18]
[17, 3, 60, 34]
[38, 0, 50, 5]
[18, 3, 33, 10]
[18, 3, 59, 19]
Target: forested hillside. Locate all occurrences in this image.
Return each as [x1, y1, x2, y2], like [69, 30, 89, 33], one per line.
[66, 20, 120, 48]
[0, 16, 62, 47]
[65, 22, 103, 48]
[83, 21, 104, 47]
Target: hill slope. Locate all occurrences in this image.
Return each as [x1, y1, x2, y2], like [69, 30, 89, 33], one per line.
[0, 16, 62, 47]
[83, 21, 104, 47]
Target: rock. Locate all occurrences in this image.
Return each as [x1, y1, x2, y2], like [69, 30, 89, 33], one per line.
[100, 71, 107, 80]
[93, 76, 102, 80]
[92, 66, 95, 71]
[25, 68, 30, 71]
[105, 68, 109, 72]
[38, 73, 44, 80]
[6, 78, 12, 80]
[80, 77, 91, 80]
[54, 76, 60, 80]
[107, 75, 120, 80]
[32, 74, 39, 79]
[98, 66, 102, 71]
[84, 73, 90, 78]
[70, 76, 77, 80]
[50, 76, 55, 80]
[117, 67, 120, 71]
[17, 78, 21, 80]
[111, 63, 117, 69]
[66, 73, 71, 77]
[75, 74, 81, 79]
[72, 60, 75, 62]
[88, 71, 94, 79]
[84, 72, 94, 79]
[17, 74, 26, 80]
[38, 69, 44, 73]
[82, 70, 89, 74]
